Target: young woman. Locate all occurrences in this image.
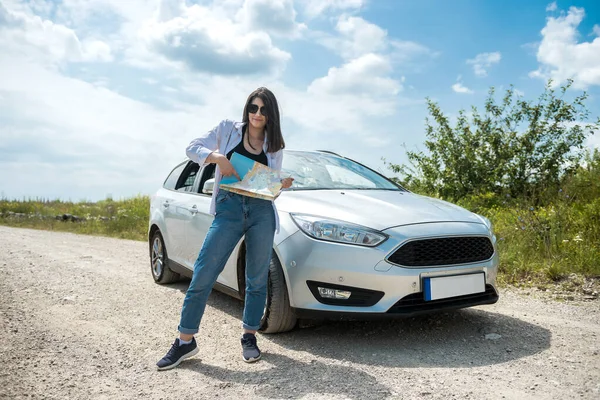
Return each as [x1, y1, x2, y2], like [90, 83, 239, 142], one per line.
[157, 87, 293, 370]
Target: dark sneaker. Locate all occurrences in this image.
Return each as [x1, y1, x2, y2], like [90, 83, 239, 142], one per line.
[241, 333, 261, 363]
[156, 338, 199, 370]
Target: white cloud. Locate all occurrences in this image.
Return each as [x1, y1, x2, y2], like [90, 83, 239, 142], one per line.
[305, 14, 426, 113]
[297, 51, 407, 150]
[302, 0, 366, 18]
[466, 52, 501, 77]
[1, 0, 54, 17]
[156, 0, 186, 22]
[0, 55, 201, 200]
[546, 2, 557, 12]
[273, 86, 412, 153]
[55, 0, 153, 26]
[0, 0, 423, 200]
[174, 74, 404, 146]
[316, 15, 435, 65]
[237, 0, 306, 38]
[452, 83, 473, 94]
[83, 40, 113, 62]
[452, 76, 473, 94]
[140, 1, 291, 76]
[530, 7, 600, 88]
[47, 0, 154, 67]
[0, 2, 113, 64]
[390, 40, 438, 64]
[47, 0, 302, 72]
[334, 15, 387, 58]
[308, 53, 401, 96]
[0, 52, 403, 200]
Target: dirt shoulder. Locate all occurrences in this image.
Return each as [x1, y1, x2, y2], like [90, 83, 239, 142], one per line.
[0, 226, 599, 399]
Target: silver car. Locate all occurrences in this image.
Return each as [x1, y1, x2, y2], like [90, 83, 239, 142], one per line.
[148, 150, 499, 333]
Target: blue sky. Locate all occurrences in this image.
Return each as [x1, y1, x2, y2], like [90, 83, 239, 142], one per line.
[0, 0, 599, 201]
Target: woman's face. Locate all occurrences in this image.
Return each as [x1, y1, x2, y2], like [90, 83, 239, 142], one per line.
[248, 97, 267, 131]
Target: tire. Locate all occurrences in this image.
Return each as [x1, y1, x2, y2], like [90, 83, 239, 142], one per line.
[259, 253, 297, 334]
[149, 230, 180, 284]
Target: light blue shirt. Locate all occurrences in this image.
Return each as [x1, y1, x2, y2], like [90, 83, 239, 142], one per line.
[185, 119, 284, 232]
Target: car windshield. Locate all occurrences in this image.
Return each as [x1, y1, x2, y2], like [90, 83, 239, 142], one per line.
[281, 151, 404, 191]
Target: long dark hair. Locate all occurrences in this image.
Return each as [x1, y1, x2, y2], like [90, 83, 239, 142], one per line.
[242, 87, 285, 153]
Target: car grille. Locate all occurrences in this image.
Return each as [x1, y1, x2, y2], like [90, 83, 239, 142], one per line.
[387, 236, 494, 267]
[386, 284, 498, 314]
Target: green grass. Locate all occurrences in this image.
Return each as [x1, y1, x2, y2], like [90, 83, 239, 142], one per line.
[2, 187, 598, 289]
[0, 196, 150, 241]
[455, 157, 600, 287]
[484, 199, 600, 284]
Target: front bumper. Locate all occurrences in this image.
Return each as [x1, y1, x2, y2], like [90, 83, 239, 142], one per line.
[293, 284, 499, 320]
[275, 221, 499, 317]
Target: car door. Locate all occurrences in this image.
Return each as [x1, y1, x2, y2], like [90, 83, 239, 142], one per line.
[163, 161, 200, 267]
[181, 163, 213, 268]
[184, 163, 240, 291]
[159, 162, 186, 260]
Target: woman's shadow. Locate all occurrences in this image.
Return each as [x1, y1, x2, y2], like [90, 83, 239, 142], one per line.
[180, 353, 392, 399]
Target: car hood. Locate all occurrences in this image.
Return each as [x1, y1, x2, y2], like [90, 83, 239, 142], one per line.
[275, 190, 484, 231]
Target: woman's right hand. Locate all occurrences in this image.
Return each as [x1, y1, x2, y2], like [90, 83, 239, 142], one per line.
[215, 154, 241, 180]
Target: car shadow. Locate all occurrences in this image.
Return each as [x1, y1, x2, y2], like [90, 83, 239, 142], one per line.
[165, 279, 191, 294]
[163, 282, 551, 369]
[268, 308, 551, 369]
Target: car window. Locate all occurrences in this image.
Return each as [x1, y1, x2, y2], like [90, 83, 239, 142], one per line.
[163, 163, 186, 190]
[176, 163, 200, 192]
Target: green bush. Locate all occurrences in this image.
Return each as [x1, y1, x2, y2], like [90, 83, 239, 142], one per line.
[487, 200, 599, 284]
[0, 196, 150, 241]
[454, 150, 600, 284]
[386, 79, 600, 203]
[385, 78, 599, 288]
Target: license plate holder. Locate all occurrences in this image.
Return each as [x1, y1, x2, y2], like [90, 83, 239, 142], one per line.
[423, 272, 485, 301]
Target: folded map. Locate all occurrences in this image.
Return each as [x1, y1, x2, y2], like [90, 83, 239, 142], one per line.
[219, 152, 283, 201]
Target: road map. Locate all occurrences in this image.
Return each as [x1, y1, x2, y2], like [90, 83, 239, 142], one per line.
[219, 153, 283, 200]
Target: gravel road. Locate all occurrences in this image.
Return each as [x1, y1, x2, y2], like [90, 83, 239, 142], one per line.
[1, 226, 599, 400]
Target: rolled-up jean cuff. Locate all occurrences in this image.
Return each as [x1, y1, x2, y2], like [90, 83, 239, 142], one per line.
[178, 326, 199, 335]
[242, 322, 260, 331]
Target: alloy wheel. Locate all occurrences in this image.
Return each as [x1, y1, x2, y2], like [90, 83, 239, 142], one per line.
[151, 236, 164, 279]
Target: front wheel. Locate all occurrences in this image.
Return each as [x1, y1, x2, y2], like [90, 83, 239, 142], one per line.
[259, 253, 297, 334]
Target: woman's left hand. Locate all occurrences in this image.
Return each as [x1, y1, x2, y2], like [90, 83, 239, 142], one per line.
[281, 177, 294, 189]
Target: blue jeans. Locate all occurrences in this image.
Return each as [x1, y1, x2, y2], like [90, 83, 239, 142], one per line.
[178, 191, 276, 334]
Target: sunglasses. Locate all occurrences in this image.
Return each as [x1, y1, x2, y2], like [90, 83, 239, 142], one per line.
[248, 104, 268, 115]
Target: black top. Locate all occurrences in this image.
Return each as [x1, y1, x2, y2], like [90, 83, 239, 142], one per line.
[227, 129, 268, 166]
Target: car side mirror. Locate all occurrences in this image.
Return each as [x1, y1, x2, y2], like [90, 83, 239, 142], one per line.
[202, 178, 215, 195]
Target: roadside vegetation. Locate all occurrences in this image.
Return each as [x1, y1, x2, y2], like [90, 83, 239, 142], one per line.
[385, 79, 599, 292]
[1, 79, 598, 294]
[0, 196, 149, 241]
[457, 151, 599, 287]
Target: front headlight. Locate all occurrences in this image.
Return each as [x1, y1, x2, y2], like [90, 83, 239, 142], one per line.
[290, 214, 388, 247]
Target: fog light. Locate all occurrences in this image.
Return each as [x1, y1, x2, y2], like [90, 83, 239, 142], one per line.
[318, 287, 351, 299]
